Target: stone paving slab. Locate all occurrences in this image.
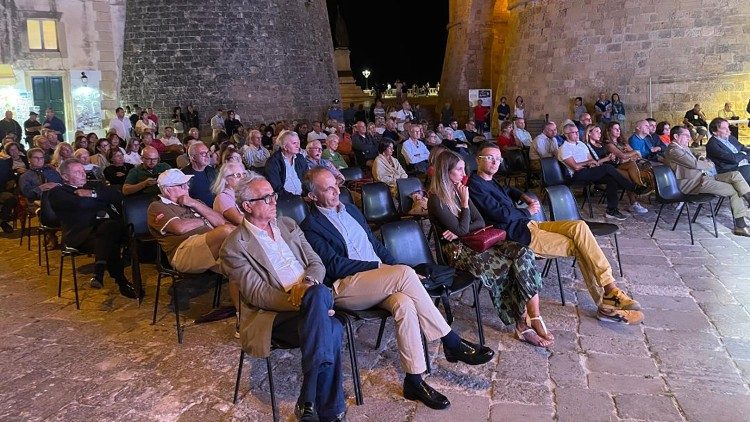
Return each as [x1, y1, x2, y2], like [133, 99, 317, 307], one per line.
[1, 200, 749, 421]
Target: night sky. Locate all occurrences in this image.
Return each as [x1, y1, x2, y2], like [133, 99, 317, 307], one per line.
[327, 0, 449, 90]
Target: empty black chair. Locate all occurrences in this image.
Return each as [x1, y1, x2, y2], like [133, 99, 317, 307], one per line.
[339, 166, 363, 181]
[540, 157, 593, 218]
[275, 196, 309, 225]
[396, 177, 425, 215]
[545, 184, 624, 276]
[650, 165, 717, 245]
[382, 220, 485, 346]
[339, 186, 354, 205]
[57, 241, 84, 310]
[497, 148, 530, 190]
[122, 194, 156, 301]
[361, 182, 400, 226]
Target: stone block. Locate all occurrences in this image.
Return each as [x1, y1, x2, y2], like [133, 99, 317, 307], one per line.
[549, 352, 585, 387]
[554, 388, 615, 422]
[413, 392, 489, 421]
[588, 373, 666, 395]
[586, 353, 658, 376]
[489, 403, 554, 421]
[614, 394, 681, 421]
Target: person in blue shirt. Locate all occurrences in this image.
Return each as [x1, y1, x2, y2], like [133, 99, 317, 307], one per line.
[628, 119, 662, 161]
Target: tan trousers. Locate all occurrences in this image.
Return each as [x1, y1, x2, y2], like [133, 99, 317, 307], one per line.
[527, 220, 614, 305]
[333, 264, 451, 374]
[695, 171, 750, 219]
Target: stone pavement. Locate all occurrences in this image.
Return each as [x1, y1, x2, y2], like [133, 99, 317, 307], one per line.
[1, 199, 749, 421]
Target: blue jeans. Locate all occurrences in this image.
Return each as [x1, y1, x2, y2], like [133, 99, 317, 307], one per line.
[274, 284, 345, 420]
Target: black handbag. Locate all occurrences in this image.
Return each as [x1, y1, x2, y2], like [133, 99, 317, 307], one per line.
[414, 262, 454, 291]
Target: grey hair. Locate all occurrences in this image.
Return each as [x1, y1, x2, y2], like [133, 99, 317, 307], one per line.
[306, 139, 322, 151]
[211, 161, 246, 195]
[187, 141, 206, 157]
[58, 158, 82, 176]
[234, 171, 268, 206]
[302, 166, 333, 196]
[276, 130, 299, 150]
[326, 133, 339, 144]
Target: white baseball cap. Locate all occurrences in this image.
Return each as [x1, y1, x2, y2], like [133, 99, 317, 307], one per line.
[157, 169, 193, 187]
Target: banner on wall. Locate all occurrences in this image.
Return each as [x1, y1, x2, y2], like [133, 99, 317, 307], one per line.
[70, 69, 103, 134]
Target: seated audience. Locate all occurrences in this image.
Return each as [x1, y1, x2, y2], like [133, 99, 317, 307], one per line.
[628, 119, 662, 161]
[603, 121, 653, 204]
[123, 146, 171, 196]
[181, 142, 218, 206]
[19, 147, 63, 202]
[496, 120, 521, 151]
[306, 121, 328, 145]
[706, 117, 750, 185]
[381, 118, 400, 142]
[265, 130, 308, 200]
[1, 141, 28, 174]
[372, 139, 408, 197]
[159, 126, 184, 154]
[655, 121, 671, 146]
[123, 137, 142, 166]
[351, 121, 378, 168]
[73, 148, 104, 183]
[147, 168, 234, 273]
[305, 140, 344, 185]
[513, 117, 533, 148]
[90, 138, 111, 168]
[0, 153, 16, 232]
[529, 121, 559, 171]
[103, 149, 133, 188]
[48, 159, 139, 298]
[211, 162, 247, 226]
[683, 103, 709, 146]
[428, 150, 554, 345]
[666, 125, 750, 237]
[401, 126, 430, 174]
[469, 143, 644, 324]
[423, 130, 442, 148]
[558, 123, 648, 220]
[220, 175, 345, 421]
[241, 129, 270, 171]
[321, 134, 348, 170]
[51, 142, 73, 170]
[301, 167, 494, 410]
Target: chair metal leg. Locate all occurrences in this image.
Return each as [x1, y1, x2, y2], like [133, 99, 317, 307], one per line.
[709, 200, 718, 238]
[651, 204, 665, 237]
[375, 317, 387, 349]
[586, 187, 593, 218]
[613, 233, 623, 277]
[71, 254, 80, 310]
[421, 332, 431, 374]
[555, 258, 564, 306]
[57, 252, 64, 297]
[471, 282, 485, 346]
[715, 197, 724, 215]
[152, 273, 163, 325]
[233, 350, 245, 404]
[541, 259, 551, 278]
[672, 203, 685, 231]
[37, 229, 42, 267]
[213, 276, 222, 308]
[685, 204, 695, 245]
[267, 357, 279, 422]
[43, 231, 51, 276]
[341, 315, 363, 405]
[174, 281, 183, 344]
[692, 203, 703, 223]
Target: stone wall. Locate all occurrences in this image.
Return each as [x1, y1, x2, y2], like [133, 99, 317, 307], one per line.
[120, 0, 340, 125]
[497, 0, 750, 129]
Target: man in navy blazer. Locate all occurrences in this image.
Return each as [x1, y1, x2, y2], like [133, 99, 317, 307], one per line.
[706, 117, 750, 185]
[300, 167, 494, 411]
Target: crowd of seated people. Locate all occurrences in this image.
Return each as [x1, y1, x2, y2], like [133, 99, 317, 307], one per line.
[4, 95, 750, 421]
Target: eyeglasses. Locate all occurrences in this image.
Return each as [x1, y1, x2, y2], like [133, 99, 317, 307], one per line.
[246, 192, 278, 204]
[226, 172, 247, 179]
[143, 157, 159, 162]
[308, 147, 322, 151]
[478, 155, 503, 163]
[193, 152, 209, 157]
[564, 131, 578, 135]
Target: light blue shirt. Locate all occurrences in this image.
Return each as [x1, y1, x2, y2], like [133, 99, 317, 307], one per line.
[283, 156, 302, 195]
[453, 130, 467, 142]
[716, 136, 748, 166]
[401, 138, 430, 164]
[317, 205, 381, 263]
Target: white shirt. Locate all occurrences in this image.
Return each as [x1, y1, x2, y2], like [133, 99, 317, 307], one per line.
[242, 144, 270, 168]
[307, 131, 327, 144]
[401, 138, 430, 164]
[283, 155, 303, 195]
[245, 219, 305, 292]
[124, 151, 142, 166]
[394, 110, 414, 131]
[558, 140, 592, 176]
[530, 134, 559, 160]
[161, 135, 181, 147]
[109, 117, 132, 140]
[514, 127, 532, 147]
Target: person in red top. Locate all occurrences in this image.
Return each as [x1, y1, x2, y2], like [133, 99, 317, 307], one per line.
[473, 99, 490, 132]
[146, 107, 159, 135]
[496, 120, 521, 151]
[141, 132, 167, 155]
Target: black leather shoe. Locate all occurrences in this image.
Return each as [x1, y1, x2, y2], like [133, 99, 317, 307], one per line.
[294, 401, 318, 422]
[118, 282, 140, 299]
[403, 379, 450, 410]
[444, 339, 495, 365]
[89, 277, 103, 289]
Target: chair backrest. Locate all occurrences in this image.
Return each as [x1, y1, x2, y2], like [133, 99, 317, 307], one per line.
[523, 191, 547, 222]
[339, 186, 354, 205]
[502, 148, 527, 173]
[276, 196, 309, 225]
[38, 190, 60, 228]
[545, 185, 582, 221]
[380, 220, 434, 266]
[340, 166, 363, 181]
[540, 157, 565, 187]
[122, 194, 154, 238]
[463, 153, 478, 175]
[361, 182, 398, 224]
[396, 177, 424, 214]
[652, 165, 682, 201]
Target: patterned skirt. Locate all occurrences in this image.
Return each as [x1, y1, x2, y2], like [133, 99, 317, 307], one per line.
[443, 240, 542, 325]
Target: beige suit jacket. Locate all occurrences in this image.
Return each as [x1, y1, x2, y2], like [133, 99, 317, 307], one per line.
[665, 143, 715, 193]
[219, 216, 326, 357]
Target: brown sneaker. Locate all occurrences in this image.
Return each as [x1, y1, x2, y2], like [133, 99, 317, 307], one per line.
[602, 288, 641, 311]
[596, 306, 644, 325]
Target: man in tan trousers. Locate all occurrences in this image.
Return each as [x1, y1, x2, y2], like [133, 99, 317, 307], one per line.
[300, 167, 494, 411]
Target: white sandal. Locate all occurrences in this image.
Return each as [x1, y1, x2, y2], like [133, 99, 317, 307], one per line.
[527, 315, 554, 341]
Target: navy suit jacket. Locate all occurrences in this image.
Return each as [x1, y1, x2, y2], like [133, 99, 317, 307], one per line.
[705, 135, 750, 174]
[300, 203, 396, 286]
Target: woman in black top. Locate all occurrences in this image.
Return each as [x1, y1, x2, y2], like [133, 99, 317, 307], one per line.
[103, 148, 133, 187]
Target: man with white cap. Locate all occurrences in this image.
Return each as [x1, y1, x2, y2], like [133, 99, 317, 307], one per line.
[147, 168, 234, 274]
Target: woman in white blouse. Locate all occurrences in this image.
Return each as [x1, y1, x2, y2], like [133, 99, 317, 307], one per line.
[371, 138, 407, 197]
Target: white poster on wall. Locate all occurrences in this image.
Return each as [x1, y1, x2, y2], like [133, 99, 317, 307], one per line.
[70, 69, 103, 134]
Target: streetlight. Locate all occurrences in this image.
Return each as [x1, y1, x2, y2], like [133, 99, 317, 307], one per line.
[362, 69, 371, 90]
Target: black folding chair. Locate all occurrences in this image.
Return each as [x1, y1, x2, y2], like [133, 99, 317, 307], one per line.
[339, 166, 364, 181]
[650, 165, 717, 245]
[37, 191, 60, 275]
[540, 157, 593, 218]
[497, 148, 530, 190]
[122, 194, 156, 302]
[546, 185, 624, 277]
[339, 186, 354, 205]
[361, 182, 400, 226]
[276, 196, 310, 225]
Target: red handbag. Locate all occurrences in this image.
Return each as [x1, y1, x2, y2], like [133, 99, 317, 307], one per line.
[459, 226, 506, 253]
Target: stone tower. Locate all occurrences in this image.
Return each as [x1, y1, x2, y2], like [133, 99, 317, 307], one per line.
[120, 0, 340, 124]
[441, 0, 750, 130]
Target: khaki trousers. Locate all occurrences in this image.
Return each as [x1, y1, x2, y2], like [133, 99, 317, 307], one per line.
[695, 171, 750, 219]
[527, 220, 614, 305]
[333, 264, 451, 374]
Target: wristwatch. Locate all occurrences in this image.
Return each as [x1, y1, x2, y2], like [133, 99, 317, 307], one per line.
[90, 190, 97, 198]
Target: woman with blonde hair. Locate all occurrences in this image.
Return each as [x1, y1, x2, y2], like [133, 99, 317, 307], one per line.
[51, 142, 74, 169]
[428, 150, 553, 347]
[211, 161, 248, 225]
